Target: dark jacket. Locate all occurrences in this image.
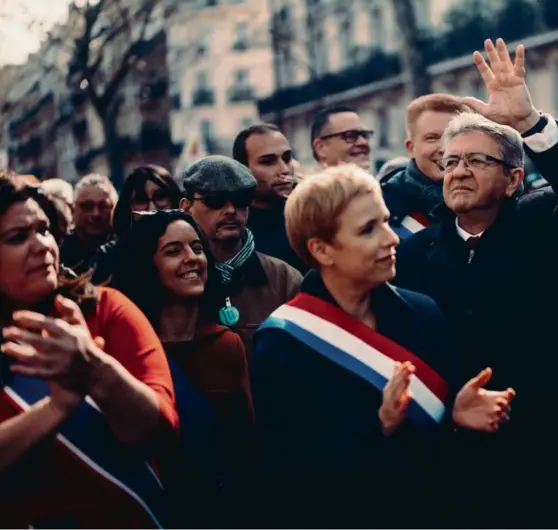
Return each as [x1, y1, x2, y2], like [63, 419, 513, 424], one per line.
[393, 156, 558, 527]
[59, 232, 112, 275]
[222, 251, 302, 359]
[251, 271, 461, 528]
[247, 206, 308, 273]
[381, 160, 443, 236]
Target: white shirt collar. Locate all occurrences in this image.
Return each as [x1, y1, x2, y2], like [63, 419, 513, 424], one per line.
[455, 218, 485, 241]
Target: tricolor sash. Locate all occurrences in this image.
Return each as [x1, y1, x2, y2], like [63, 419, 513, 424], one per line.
[258, 293, 448, 431]
[393, 211, 431, 240]
[2, 374, 167, 528]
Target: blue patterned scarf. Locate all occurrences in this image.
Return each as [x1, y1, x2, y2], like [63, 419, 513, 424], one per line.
[215, 229, 255, 285]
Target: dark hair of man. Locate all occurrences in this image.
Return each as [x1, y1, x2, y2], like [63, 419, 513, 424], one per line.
[310, 105, 358, 161]
[112, 165, 182, 241]
[232, 123, 281, 167]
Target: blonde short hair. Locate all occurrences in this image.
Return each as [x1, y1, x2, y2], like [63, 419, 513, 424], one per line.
[285, 164, 380, 268]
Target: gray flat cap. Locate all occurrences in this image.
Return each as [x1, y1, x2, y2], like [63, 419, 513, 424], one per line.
[181, 155, 256, 194]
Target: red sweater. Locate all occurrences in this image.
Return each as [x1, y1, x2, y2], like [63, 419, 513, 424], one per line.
[0, 287, 179, 528]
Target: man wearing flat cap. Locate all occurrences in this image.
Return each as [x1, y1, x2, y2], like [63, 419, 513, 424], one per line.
[181, 155, 302, 358]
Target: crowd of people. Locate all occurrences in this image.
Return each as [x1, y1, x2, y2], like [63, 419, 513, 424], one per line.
[0, 37, 557, 528]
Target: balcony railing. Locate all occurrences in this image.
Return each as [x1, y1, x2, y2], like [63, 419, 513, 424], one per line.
[192, 88, 215, 106]
[228, 86, 255, 103]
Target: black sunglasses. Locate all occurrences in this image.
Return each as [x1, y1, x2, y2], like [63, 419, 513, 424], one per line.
[319, 129, 374, 143]
[191, 190, 254, 210]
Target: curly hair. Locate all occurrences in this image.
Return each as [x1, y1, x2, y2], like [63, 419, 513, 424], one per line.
[0, 174, 97, 322]
[111, 209, 222, 331]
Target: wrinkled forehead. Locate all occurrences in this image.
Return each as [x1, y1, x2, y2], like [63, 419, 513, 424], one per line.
[444, 131, 501, 156]
[0, 198, 47, 232]
[76, 185, 115, 204]
[323, 112, 365, 135]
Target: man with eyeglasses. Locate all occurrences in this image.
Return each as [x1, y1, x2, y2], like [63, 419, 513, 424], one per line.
[380, 94, 471, 239]
[60, 173, 116, 275]
[233, 123, 307, 272]
[180, 155, 302, 357]
[310, 106, 373, 171]
[394, 38, 558, 528]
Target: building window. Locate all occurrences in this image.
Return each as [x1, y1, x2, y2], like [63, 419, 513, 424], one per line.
[232, 21, 250, 51]
[307, 25, 328, 78]
[200, 120, 214, 142]
[378, 108, 390, 148]
[196, 34, 210, 57]
[371, 7, 385, 50]
[195, 70, 209, 89]
[234, 69, 249, 86]
[339, 12, 354, 64]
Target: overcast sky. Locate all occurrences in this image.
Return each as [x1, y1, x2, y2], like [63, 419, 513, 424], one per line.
[0, 0, 74, 66]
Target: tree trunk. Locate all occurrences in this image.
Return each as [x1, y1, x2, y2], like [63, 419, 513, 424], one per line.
[392, 0, 431, 98]
[101, 100, 125, 190]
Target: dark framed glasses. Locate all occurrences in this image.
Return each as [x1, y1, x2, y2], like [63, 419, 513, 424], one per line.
[438, 152, 517, 172]
[191, 190, 254, 210]
[131, 189, 172, 210]
[319, 129, 374, 144]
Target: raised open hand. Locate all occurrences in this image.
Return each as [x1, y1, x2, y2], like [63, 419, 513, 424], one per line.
[379, 361, 415, 436]
[453, 367, 515, 432]
[461, 38, 539, 133]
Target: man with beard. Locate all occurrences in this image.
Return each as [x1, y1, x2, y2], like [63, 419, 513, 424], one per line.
[380, 94, 471, 239]
[60, 174, 116, 274]
[310, 106, 373, 171]
[233, 124, 307, 272]
[180, 155, 302, 357]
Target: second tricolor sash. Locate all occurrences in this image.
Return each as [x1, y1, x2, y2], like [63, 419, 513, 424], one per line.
[258, 293, 448, 431]
[393, 211, 431, 240]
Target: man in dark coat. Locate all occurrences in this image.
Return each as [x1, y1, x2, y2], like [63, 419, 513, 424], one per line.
[393, 38, 558, 528]
[233, 124, 307, 273]
[381, 94, 470, 239]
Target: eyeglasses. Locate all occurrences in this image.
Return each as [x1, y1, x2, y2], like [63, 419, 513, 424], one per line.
[319, 129, 374, 143]
[131, 190, 172, 209]
[439, 152, 517, 172]
[190, 190, 254, 210]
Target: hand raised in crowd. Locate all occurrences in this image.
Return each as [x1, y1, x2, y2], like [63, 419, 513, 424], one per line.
[1, 295, 103, 394]
[379, 361, 415, 436]
[461, 38, 540, 134]
[452, 367, 515, 432]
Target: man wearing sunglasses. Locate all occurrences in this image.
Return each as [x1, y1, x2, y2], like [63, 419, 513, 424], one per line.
[180, 155, 302, 357]
[310, 106, 373, 171]
[393, 38, 558, 529]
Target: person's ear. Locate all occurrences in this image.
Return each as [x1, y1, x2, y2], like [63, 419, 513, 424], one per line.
[307, 237, 334, 267]
[505, 168, 524, 197]
[180, 197, 193, 213]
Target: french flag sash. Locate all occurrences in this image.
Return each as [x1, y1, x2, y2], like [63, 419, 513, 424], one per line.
[2, 374, 167, 528]
[258, 293, 448, 431]
[393, 211, 431, 240]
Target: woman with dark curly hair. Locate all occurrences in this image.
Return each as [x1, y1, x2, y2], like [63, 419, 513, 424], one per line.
[113, 209, 254, 528]
[92, 165, 182, 284]
[0, 175, 179, 528]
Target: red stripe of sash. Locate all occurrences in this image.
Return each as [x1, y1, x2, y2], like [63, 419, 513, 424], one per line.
[287, 293, 448, 402]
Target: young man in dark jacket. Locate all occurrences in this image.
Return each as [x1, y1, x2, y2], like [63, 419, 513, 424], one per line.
[381, 94, 470, 238]
[233, 124, 307, 273]
[394, 38, 558, 528]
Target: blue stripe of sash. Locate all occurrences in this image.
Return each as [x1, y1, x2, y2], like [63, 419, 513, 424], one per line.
[391, 223, 415, 240]
[258, 316, 438, 431]
[8, 374, 166, 528]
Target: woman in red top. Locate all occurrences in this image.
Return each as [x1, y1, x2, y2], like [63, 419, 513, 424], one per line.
[113, 209, 254, 527]
[0, 175, 179, 528]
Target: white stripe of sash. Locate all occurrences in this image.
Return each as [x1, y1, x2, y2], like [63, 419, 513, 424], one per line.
[271, 305, 445, 422]
[401, 215, 426, 234]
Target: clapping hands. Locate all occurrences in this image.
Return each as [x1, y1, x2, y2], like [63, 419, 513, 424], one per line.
[453, 367, 515, 432]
